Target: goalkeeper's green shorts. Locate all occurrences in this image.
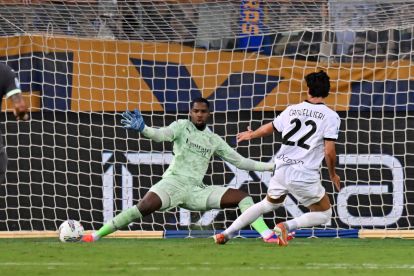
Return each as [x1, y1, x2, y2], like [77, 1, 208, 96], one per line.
[149, 176, 229, 211]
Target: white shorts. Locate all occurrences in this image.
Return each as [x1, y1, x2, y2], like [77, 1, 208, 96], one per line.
[267, 165, 325, 207]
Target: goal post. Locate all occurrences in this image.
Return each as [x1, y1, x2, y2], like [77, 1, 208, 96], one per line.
[0, 0, 413, 239]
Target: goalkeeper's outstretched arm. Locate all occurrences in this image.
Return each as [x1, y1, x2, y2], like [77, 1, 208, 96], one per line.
[215, 139, 273, 172]
[141, 126, 174, 142]
[121, 109, 176, 142]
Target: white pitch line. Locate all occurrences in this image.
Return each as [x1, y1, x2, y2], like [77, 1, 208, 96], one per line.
[306, 263, 414, 270]
[0, 262, 413, 270]
[0, 262, 73, 266]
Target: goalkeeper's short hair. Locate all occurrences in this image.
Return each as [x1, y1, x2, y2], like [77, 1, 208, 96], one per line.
[190, 97, 210, 109]
[305, 70, 330, 98]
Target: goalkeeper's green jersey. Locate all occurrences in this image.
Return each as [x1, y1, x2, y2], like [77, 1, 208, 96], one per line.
[142, 119, 272, 183]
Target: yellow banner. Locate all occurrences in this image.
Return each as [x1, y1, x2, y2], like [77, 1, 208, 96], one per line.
[1, 35, 413, 112]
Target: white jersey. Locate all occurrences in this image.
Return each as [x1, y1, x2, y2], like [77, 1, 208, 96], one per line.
[272, 100, 340, 175]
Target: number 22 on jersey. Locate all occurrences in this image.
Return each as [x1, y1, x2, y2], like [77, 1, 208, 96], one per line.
[282, 118, 317, 150]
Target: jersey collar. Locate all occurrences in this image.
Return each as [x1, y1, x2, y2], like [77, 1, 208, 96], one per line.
[305, 100, 325, 105]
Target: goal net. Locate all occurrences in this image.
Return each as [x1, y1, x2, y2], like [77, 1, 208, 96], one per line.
[0, 0, 413, 238]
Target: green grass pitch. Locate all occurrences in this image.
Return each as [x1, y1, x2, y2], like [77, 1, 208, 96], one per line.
[0, 238, 413, 276]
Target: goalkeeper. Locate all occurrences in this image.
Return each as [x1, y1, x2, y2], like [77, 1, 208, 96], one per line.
[83, 98, 284, 243]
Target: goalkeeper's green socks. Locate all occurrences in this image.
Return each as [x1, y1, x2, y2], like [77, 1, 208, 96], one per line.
[238, 197, 273, 239]
[94, 206, 143, 240]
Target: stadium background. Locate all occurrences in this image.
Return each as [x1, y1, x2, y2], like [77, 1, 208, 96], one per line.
[0, 0, 413, 235]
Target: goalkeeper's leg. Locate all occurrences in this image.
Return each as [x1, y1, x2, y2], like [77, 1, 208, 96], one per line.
[82, 192, 162, 242]
[83, 177, 181, 242]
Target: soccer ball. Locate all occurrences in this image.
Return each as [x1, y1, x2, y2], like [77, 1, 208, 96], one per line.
[58, 220, 84, 242]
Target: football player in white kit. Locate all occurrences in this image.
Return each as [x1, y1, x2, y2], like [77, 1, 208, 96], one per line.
[215, 70, 341, 246]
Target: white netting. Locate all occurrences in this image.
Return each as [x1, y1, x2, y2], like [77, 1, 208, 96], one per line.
[0, 1, 413, 236]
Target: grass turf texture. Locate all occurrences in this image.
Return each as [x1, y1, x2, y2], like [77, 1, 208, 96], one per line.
[0, 238, 413, 276]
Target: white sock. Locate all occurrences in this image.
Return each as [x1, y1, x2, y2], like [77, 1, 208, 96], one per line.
[261, 229, 274, 239]
[224, 199, 281, 239]
[285, 208, 332, 232]
[92, 232, 100, 241]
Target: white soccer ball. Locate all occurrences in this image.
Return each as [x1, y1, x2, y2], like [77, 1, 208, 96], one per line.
[58, 220, 84, 242]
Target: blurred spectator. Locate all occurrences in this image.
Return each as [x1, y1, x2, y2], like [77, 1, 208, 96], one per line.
[329, 1, 376, 57]
[270, 1, 324, 59]
[195, 1, 234, 50]
[330, 2, 356, 55]
[116, 0, 143, 40]
[168, 2, 197, 42]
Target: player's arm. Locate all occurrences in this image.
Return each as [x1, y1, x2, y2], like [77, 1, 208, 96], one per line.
[236, 122, 274, 143]
[2, 64, 28, 121]
[10, 93, 28, 121]
[215, 138, 273, 172]
[120, 109, 176, 142]
[324, 140, 340, 191]
[237, 108, 290, 143]
[324, 114, 341, 191]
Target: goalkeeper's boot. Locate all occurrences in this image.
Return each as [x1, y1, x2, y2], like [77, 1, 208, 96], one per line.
[273, 223, 289, 247]
[263, 231, 295, 244]
[81, 233, 96, 243]
[214, 233, 229, 245]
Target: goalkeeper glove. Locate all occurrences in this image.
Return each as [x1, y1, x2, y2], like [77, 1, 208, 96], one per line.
[121, 109, 146, 132]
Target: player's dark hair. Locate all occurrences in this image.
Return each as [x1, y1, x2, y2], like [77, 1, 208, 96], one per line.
[305, 70, 330, 98]
[190, 97, 210, 109]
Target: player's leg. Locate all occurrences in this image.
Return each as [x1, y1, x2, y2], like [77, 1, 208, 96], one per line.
[275, 171, 332, 245]
[83, 177, 180, 242]
[279, 193, 332, 233]
[219, 188, 277, 242]
[216, 167, 288, 243]
[217, 194, 286, 243]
